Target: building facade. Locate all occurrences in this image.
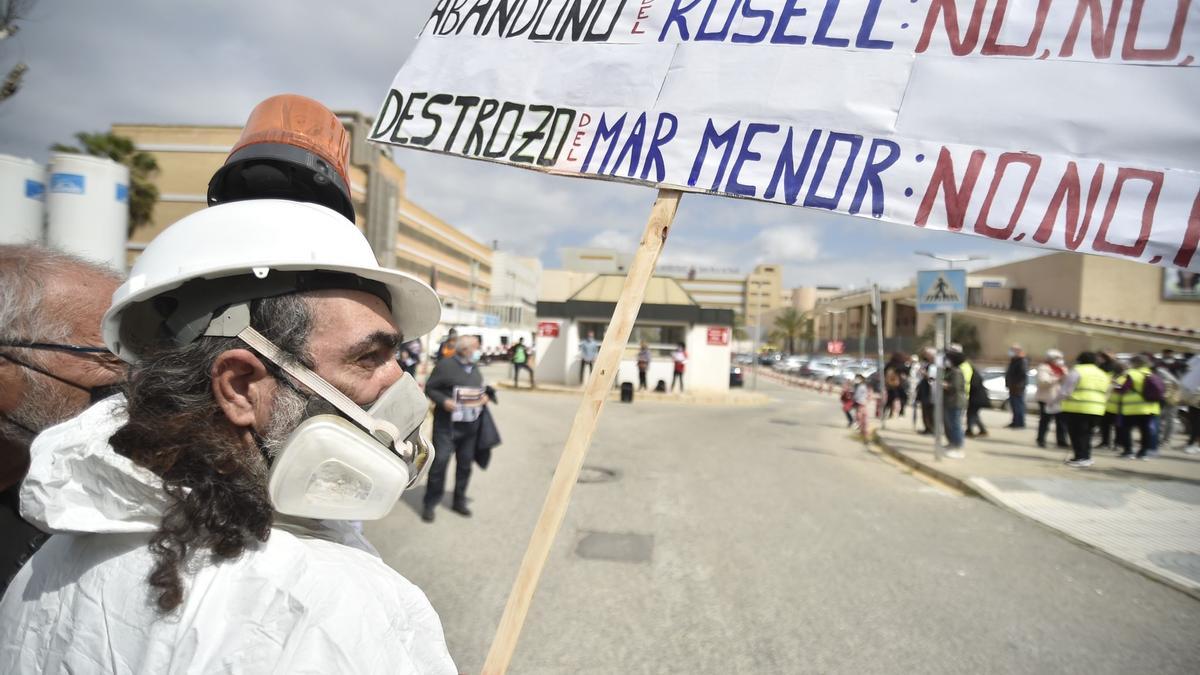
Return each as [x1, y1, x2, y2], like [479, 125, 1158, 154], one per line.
[487, 250, 542, 328]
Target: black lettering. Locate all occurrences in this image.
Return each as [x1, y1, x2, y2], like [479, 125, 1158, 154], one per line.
[370, 89, 404, 140]
[443, 95, 481, 152]
[540, 107, 577, 165]
[410, 94, 454, 147]
[463, 98, 501, 155]
[511, 105, 553, 164]
[483, 101, 526, 158]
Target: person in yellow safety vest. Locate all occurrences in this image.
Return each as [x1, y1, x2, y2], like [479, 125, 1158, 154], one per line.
[1114, 354, 1162, 460]
[952, 345, 989, 438]
[1095, 352, 1123, 450]
[1059, 351, 1113, 468]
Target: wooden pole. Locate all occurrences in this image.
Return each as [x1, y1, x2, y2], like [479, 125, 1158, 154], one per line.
[481, 188, 682, 675]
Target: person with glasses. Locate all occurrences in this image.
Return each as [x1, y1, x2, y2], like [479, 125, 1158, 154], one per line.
[0, 244, 124, 598]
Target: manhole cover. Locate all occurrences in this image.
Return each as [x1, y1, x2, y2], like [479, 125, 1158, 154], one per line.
[577, 465, 619, 484]
[575, 531, 654, 563]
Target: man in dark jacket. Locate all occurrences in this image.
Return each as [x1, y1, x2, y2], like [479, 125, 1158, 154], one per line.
[422, 335, 487, 522]
[1005, 344, 1029, 429]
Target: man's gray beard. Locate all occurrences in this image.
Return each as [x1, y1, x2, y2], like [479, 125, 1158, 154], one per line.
[0, 368, 81, 448]
[257, 383, 312, 464]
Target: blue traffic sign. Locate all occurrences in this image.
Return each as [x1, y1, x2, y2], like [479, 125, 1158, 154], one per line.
[916, 269, 967, 313]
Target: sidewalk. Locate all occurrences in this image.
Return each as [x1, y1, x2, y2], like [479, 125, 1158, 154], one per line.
[493, 380, 772, 406]
[878, 407, 1200, 599]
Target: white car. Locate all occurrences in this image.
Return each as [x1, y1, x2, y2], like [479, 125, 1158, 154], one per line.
[981, 367, 1038, 408]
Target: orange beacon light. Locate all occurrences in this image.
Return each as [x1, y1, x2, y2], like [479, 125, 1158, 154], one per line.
[207, 94, 355, 221]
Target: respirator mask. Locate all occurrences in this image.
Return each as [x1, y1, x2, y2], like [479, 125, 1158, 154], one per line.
[205, 302, 432, 521]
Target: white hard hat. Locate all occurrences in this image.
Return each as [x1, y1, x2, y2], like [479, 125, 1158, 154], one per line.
[103, 199, 441, 363]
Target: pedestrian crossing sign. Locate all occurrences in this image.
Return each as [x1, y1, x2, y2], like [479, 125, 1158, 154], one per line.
[916, 269, 967, 313]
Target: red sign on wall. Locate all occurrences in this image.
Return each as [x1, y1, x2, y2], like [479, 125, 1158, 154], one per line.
[706, 326, 730, 346]
[537, 321, 560, 338]
[827, 340, 845, 355]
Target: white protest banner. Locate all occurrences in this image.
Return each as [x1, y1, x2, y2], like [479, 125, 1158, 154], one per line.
[374, 0, 1200, 270]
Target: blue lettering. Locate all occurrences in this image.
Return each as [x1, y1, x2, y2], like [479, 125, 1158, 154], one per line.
[688, 119, 741, 190]
[697, 0, 741, 41]
[726, 122, 780, 197]
[803, 132, 863, 210]
[770, 0, 807, 45]
[613, 113, 647, 177]
[733, 0, 773, 44]
[850, 138, 900, 217]
[764, 128, 821, 205]
[855, 0, 893, 49]
[659, 0, 703, 41]
[641, 113, 678, 182]
[581, 112, 627, 174]
[813, 0, 849, 48]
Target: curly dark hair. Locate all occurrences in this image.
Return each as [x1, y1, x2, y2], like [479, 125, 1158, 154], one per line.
[109, 294, 313, 612]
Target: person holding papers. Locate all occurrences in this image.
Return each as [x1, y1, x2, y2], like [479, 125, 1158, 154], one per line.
[423, 335, 490, 522]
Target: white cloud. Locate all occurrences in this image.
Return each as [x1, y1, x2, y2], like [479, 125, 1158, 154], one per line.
[586, 228, 638, 251]
[752, 225, 821, 264]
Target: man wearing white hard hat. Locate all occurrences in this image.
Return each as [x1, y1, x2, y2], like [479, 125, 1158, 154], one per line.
[0, 200, 457, 673]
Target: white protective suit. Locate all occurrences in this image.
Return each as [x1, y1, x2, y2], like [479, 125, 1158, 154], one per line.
[0, 397, 457, 674]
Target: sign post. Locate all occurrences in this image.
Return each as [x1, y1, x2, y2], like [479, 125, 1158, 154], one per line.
[482, 189, 681, 674]
[872, 284, 886, 430]
[917, 269, 967, 461]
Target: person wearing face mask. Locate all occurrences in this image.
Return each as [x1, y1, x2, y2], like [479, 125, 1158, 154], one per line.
[422, 334, 491, 522]
[0, 201, 456, 674]
[0, 245, 125, 598]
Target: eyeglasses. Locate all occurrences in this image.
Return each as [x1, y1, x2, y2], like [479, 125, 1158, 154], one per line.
[0, 341, 111, 355]
[0, 341, 126, 404]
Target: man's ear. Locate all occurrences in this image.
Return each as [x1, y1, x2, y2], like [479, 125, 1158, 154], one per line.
[211, 349, 272, 430]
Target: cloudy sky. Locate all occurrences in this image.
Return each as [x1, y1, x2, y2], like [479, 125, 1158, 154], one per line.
[0, 0, 1044, 289]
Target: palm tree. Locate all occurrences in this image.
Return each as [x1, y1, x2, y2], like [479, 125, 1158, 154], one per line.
[771, 307, 809, 354]
[52, 131, 159, 235]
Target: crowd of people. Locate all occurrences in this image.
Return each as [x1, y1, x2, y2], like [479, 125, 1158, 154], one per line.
[877, 344, 1200, 466]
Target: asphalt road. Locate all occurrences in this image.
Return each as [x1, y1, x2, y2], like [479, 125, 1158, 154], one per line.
[366, 369, 1200, 674]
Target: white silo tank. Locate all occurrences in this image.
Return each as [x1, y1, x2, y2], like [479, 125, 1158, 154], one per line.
[0, 154, 47, 244]
[46, 152, 130, 271]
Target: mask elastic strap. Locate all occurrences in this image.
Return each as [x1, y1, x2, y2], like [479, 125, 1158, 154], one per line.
[204, 303, 400, 445]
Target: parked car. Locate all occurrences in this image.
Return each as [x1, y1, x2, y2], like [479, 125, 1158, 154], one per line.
[980, 367, 1038, 408]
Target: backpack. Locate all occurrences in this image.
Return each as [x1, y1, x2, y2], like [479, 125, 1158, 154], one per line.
[1141, 373, 1166, 403]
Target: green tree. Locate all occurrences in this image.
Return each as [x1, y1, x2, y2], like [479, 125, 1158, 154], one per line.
[771, 307, 809, 354]
[52, 131, 159, 235]
[919, 317, 981, 357]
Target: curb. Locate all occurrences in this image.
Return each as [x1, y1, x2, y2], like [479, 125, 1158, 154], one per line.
[874, 432, 1200, 602]
[871, 433, 981, 497]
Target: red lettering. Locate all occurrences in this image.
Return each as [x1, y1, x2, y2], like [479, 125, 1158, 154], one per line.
[915, 148, 987, 231]
[1060, 0, 1124, 58]
[974, 152, 1042, 239]
[1033, 162, 1105, 250]
[983, 0, 1053, 56]
[632, 21, 645, 34]
[638, 7, 650, 20]
[1173, 190, 1200, 268]
[1122, 0, 1191, 61]
[1092, 168, 1163, 257]
[916, 0, 988, 55]
[572, 130, 586, 146]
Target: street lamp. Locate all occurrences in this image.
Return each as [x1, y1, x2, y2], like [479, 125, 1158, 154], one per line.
[749, 279, 768, 389]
